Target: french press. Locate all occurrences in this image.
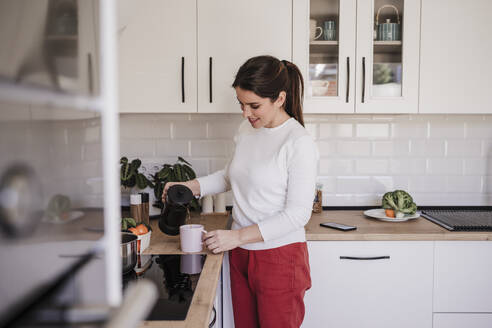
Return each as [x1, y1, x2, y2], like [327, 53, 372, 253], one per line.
[158, 184, 194, 236]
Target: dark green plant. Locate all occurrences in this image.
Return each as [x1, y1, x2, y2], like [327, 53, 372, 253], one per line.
[150, 157, 199, 212]
[120, 157, 151, 189]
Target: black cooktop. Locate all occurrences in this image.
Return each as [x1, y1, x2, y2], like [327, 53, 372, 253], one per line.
[122, 254, 206, 321]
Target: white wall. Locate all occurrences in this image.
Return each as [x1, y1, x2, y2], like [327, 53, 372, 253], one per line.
[119, 113, 492, 207]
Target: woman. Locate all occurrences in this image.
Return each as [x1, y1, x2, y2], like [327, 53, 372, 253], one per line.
[162, 55, 318, 328]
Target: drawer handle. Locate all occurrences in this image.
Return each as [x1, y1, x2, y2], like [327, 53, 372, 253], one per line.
[340, 256, 390, 260]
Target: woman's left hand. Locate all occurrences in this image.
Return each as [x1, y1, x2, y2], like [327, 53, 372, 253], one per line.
[204, 230, 241, 254]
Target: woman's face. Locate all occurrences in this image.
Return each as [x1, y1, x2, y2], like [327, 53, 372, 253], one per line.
[235, 87, 286, 129]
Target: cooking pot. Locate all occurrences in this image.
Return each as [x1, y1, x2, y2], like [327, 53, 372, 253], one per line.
[121, 232, 137, 274]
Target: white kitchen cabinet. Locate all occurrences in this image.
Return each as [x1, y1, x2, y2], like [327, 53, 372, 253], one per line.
[419, 0, 492, 114]
[78, 0, 99, 96]
[118, 0, 291, 114]
[302, 241, 433, 328]
[118, 0, 197, 113]
[293, 0, 420, 113]
[433, 241, 492, 313]
[433, 313, 492, 328]
[197, 0, 292, 113]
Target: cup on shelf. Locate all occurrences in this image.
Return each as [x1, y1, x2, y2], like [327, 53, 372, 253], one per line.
[310, 19, 323, 41]
[311, 80, 330, 96]
[323, 21, 336, 41]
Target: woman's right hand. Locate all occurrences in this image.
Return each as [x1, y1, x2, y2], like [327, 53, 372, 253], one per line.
[161, 179, 201, 203]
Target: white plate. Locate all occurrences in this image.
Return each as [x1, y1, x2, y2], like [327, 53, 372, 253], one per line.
[42, 210, 84, 224]
[363, 209, 420, 222]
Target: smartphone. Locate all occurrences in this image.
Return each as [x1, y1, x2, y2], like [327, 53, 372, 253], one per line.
[320, 222, 357, 231]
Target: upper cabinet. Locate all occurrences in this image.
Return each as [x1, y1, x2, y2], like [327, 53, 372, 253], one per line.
[197, 0, 292, 113]
[294, 0, 420, 113]
[118, 0, 291, 113]
[118, 0, 197, 113]
[420, 0, 492, 114]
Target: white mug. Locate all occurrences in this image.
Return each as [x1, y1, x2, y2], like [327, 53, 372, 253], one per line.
[180, 224, 207, 253]
[310, 19, 323, 41]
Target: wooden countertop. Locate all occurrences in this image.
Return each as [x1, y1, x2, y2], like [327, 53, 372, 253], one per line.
[307, 210, 492, 241]
[141, 212, 231, 328]
[140, 209, 491, 327]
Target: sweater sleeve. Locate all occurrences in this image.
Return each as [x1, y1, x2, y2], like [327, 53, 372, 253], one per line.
[196, 160, 231, 197]
[257, 135, 319, 242]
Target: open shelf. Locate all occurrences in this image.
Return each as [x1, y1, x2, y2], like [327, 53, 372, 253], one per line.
[310, 40, 338, 46]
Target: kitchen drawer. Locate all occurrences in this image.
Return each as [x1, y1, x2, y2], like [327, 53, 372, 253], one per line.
[302, 241, 433, 328]
[433, 313, 492, 328]
[434, 241, 492, 312]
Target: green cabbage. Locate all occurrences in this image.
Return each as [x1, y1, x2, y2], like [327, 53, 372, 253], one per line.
[381, 190, 417, 215]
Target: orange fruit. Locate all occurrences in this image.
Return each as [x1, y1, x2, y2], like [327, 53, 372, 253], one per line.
[135, 224, 148, 235]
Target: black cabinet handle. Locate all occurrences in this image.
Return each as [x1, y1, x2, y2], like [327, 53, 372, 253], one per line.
[181, 57, 185, 103]
[88, 53, 93, 95]
[340, 256, 390, 260]
[209, 57, 213, 103]
[346, 57, 350, 103]
[362, 57, 366, 103]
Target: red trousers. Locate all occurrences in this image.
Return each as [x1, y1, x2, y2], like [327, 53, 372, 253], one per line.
[229, 242, 311, 328]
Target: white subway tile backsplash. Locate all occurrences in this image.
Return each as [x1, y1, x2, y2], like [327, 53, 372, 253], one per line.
[446, 176, 482, 193]
[483, 141, 492, 157]
[408, 175, 448, 193]
[319, 123, 353, 139]
[373, 140, 411, 157]
[207, 121, 242, 139]
[356, 123, 390, 138]
[410, 140, 446, 157]
[336, 141, 371, 156]
[390, 159, 427, 175]
[429, 122, 465, 139]
[120, 115, 159, 139]
[463, 158, 491, 175]
[391, 122, 428, 138]
[190, 140, 228, 157]
[427, 158, 463, 175]
[304, 123, 318, 139]
[155, 139, 189, 157]
[120, 139, 155, 158]
[466, 122, 492, 139]
[315, 177, 337, 193]
[210, 158, 229, 173]
[484, 177, 492, 193]
[317, 141, 336, 157]
[355, 159, 389, 175]
[322, 194, 354, 206]
[173, 121, 207, 139]
[83, 143, 102, 161]
[336, 176, 372, 193]
[318, 159, 353, 175]
[446, 140, 482, 157]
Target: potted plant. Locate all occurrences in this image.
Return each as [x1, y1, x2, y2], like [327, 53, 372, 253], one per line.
[149, 157, 199, 213]
[120, 157, 151, 206]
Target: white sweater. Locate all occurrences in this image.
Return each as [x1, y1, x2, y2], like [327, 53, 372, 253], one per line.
[197, 117, 319, 250]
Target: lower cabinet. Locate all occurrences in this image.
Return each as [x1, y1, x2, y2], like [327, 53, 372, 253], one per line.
[434, 241, 492, 313]
[302, 241, 433, 328]
[433, 313, 492, 328]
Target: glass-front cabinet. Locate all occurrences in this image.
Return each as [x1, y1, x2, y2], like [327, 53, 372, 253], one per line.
[293, 0, 420, 113]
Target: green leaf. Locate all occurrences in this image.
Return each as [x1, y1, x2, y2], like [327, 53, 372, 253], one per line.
[178, 156, 192, 166]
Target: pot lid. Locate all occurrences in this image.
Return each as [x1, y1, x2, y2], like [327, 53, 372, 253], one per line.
[167, 184, 193, 206]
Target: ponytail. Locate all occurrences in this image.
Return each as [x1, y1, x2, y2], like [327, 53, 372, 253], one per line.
[281, 60, 305, 127]
[232, 56, 305, 127]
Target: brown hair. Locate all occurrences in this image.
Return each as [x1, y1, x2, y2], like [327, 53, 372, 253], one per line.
[232, 55, 305, 127]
